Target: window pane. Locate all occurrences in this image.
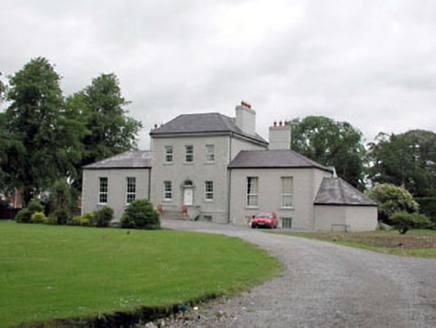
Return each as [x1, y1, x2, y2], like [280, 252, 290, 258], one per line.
[164, 181, 172, 199]
[246, 177, 258, 206]
[206, 145, 214, 162]
[165, 146, 173, 163]
[185, 145, 193, 162]
[205, 181, 213, 200]
[99, 178, 108, 204]
[126, 177, 136, 204]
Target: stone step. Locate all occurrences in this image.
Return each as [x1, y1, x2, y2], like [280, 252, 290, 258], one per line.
[159, 211, 190, 221]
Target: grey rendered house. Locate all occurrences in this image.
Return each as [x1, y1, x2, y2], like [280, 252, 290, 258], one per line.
[82, 102, 378, 231]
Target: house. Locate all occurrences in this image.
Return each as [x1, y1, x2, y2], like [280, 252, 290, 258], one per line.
[81, 102, 378, 231]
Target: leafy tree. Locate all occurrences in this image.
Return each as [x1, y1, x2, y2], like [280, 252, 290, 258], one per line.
[367, 183, 419, 223]
[66, 73, 142, 190]
[390, 212, 431, 234]
[367, 130, 436, 197]
[3, 57, 85, 204]
[290, 116, 366, 189]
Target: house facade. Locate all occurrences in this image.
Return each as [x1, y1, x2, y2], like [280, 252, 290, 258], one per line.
[82, 102, 378, 231]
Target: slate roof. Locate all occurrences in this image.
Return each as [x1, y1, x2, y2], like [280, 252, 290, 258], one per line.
[228, 150, 333, 172]
[150, 112, 267, 144]
[83, 151, 152, 169]
[314, 178, 378, 206]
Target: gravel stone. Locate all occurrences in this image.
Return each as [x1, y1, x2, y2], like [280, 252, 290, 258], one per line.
[162, 219, 436, 328]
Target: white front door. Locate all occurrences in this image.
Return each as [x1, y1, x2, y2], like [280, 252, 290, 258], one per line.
[183, 188, 193, 206]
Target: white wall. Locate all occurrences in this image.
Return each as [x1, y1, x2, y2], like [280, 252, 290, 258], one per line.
[314, 205, 378, 231]
[82, 168, 151, 223]
[229, 168, 331, 229]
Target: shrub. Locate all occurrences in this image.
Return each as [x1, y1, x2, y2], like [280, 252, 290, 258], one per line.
[94, 206, 113, 227]
[82, 212, 94, 225]
[120, 199, 160, 230]
[14, 201, 44, 223]
[54, 210, 70, 225]
[43, 214, 58, 225]
[28, 201, 44, 213]
[68, 215, 91, 226]
[31, 212, 45, 223]
[15, 208, 31, 223]
[390, 212, 432, 234]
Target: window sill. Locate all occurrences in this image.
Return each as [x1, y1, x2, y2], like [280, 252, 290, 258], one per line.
[245, 206, 259, 210]
[204, 161, 215, 165]
[280, 206, 295, 210]
[162, 199, 172, 203]
[204, 199, 214, 202]
[164, 162, 173, 165]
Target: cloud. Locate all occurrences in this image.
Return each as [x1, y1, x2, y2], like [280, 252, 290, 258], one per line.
[1, 0, 436, 148]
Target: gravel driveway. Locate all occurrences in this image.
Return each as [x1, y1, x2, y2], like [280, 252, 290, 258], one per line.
[162, 219, 436, 328]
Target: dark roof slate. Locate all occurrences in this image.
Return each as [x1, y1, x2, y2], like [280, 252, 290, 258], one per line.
[150, 112, 267, 144]
[228, 150, 332, 171]
[314, 178, 377, 206]
[83, 151, 152, 169]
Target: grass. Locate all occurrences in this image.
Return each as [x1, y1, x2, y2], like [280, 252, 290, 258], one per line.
[0, 221, 281, 326]
[274, 230, 436, 258]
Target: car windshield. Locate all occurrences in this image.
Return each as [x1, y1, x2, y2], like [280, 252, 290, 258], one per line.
[257, 213, 273, 218]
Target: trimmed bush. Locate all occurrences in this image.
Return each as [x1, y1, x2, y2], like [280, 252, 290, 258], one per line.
[15, 208, 31, 223]
[31, 212, 45, 223]
[94, 206, 114, 227]
[120, 199, 160, 230]
[390, 212, 432, 234]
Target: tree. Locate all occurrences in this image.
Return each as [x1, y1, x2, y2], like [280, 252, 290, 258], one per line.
[290, 116, 366, 189]
[3, 57, 85, 204]
[367, 130, 436, 197]
[66, 73, 142, 191]
[367, 183, 419, 223]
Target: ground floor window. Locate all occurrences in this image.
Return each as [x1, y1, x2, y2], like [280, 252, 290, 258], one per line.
[205, 181, 213, 200]
[246, 177, 258, 207]
[99, 177, 108, 204]
[164, 181, 172, 200]
[126, 177, 136, 204]
[282, 217, 292, 229]
[281, 177, 293, 208]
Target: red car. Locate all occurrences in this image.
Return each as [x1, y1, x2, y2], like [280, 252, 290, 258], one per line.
[251, 212, 278, 229]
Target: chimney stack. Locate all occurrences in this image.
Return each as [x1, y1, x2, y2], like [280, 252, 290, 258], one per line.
[235, 101, 256, 136]
[269, 121, 291, 150]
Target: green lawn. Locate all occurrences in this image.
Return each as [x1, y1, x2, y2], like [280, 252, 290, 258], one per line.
[274, 230, 436, 258]
[0, 221, 281, 326]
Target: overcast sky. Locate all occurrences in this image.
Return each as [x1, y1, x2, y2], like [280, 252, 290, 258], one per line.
[1, 0, 435, 149]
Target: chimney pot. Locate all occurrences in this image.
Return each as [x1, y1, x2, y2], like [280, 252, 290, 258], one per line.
[273, 121, 277, 127]
[241, 101, 251, 109]
[285, 121, 288, 126]
[279, 121, 282, 126]
[154, 124, 158, 129]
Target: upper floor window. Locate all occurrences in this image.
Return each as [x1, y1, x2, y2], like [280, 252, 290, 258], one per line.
[185, 145, 194, 162]
[205, 181, 214, 200]
[126, 177, 136, 204]
[99, 177, 108, 204]
[281, 177, 293, 208]
[165, 146, 173, 163]
[205, 145, 215, 163]
[246, 177, 258, 207]
[164, 181, 172, 200]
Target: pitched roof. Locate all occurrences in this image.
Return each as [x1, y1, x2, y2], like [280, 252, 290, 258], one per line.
[83, 151, 152, 169]
[314, 178, 377, 206]
[150, 112, 267, 144]
[228, 150, 333, 172]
